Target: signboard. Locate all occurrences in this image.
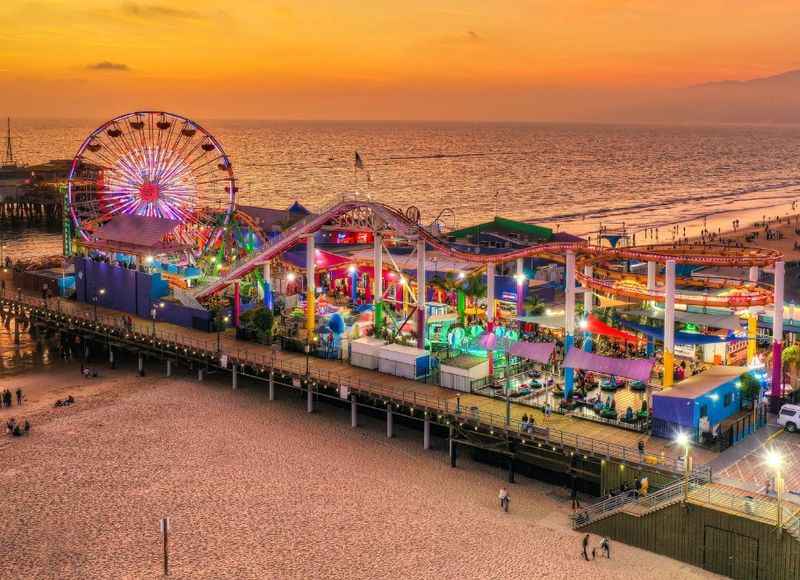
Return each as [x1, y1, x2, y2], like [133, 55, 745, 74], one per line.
[292, 377, 301, 387]
[339, 385, 349, 400]
[219, 354, 228, 368]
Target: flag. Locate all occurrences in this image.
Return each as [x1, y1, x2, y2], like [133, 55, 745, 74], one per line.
[354, 151, 364, 170]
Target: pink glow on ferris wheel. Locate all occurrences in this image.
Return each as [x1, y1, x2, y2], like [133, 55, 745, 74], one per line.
[66, 111, 236, 256]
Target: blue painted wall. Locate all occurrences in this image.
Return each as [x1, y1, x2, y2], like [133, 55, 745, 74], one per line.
[76, 258, 212, 331]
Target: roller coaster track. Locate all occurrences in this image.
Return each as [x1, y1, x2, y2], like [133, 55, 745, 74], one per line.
[194, 200, 783, 304]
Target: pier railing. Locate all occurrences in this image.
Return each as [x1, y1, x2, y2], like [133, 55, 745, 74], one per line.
[7, 294, 695, 476]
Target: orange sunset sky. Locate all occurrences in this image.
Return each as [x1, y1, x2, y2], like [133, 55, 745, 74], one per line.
[3, 0, 800, 120]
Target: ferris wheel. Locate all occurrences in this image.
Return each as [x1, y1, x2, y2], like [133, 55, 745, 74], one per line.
[66, 111, 237, 256]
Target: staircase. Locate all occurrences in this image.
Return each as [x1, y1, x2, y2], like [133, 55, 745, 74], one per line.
[571, 473, 711, 529]
[174, 287, 206, 310]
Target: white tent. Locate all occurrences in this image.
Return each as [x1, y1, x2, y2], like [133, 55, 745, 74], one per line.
[440, 355, 489, 392]
[378, 343, 432, 380]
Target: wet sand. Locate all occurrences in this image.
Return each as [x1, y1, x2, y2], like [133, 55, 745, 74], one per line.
[0, 362, 720, 579]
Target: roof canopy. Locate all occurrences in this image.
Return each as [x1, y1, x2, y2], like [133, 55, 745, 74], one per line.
[625, 308, 743, 332]
[449, 216, 553, 241]
[654, 366, 749, 400]
[586, 314, 643, 343]
[86, 214, 185, 254]
[620, 319, 739, 345]
[563, 348, 654, 383]
[508, 341, 555, 364]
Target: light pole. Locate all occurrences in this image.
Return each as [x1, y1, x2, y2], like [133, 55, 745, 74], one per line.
[151, 301, 165, 335]
[765, 449, 785, 533]
[676, 432, 691, 501]
[217, 315, 230, 353]
[93, 288, 106, 321]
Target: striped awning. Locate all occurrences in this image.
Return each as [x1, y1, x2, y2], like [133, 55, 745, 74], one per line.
[563, 348, 654, 383]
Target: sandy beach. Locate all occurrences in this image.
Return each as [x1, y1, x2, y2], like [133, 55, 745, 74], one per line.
[0, 362, 719, 579]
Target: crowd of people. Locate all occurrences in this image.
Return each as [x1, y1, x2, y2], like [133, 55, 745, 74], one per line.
[5, 417, 30, 437]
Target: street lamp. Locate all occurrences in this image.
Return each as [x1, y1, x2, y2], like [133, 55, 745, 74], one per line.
[217, 315, 230, 352]
[151, 301, 165, 335]
[93, 288, 106, 321]
[676, 432, 691, 501]
[765, 449, 785, 532]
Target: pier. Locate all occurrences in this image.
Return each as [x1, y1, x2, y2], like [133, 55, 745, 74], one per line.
[3, 289, 707, 496]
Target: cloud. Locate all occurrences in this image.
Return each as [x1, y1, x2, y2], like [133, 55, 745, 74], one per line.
[122, 2, 201, 20]
[87, 61, 131, 71]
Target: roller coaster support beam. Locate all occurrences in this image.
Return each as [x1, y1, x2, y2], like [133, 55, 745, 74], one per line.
[516, 258, 525, 316]
[416, 238, 426, 348]
[233, 280, 241, 328]
[772, 261, 785, 397]
[374, 233, 384, 334]
[262, 261, 272, 310]
[487, 262, 496, 325]
[564, 251, 576, 398]
[306, 234, 316, 335]
[747, 266, 759, 364]
[663, 260, 676, 387]
[583, 263, 593, 352]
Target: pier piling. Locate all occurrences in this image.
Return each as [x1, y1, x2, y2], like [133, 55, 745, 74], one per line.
[350, 396, 357, 428]
[166, 359, 172, 377]
[268, 371, 275, 400]
[386, 408, 393, 439]
[232, 364, 238, 390]
[137, 353, 144, 376]
[449, 425, 457, 468]
[109, 348, 115, 369]
[423, 416, 431, 450]
[197, 368, 204, 381]
[306, 385, 313, 413]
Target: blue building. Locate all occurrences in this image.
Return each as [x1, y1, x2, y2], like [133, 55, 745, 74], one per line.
[652, 366, 764, 445]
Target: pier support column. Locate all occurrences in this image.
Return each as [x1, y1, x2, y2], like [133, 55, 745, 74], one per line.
[166, 359, 172, 377]
[516, 258, 525, 316]
[772, 260, 785, 397]
[198, 368, 204, 381]
[233, 281, 241, 328]
[564, 251, 576, 398]
[269, 371, 275, 400]
[306, 384, 314, 413]
[138, 353, 144, 377]
[232, 364, 238, 390]
[386, 407, 394, 438]
[508, 457, 515, 484]
[423, 415, 431, 450]
[663, 259, 676, 387]
[582, 263, 593, 352]
[262, 262, 273, 310]
[373, 233, 384, 334]
[109, 348, 115, 369]
[306, 234, 316, 336]
[351, 396, 358, 428]
[449, 425, 457, 468]
[416, 238, 427, 349]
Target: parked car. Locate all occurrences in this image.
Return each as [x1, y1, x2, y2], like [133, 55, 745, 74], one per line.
[777, 404, 800, 433]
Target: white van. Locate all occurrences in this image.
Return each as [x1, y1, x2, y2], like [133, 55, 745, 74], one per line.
[777, 404, 800, 433]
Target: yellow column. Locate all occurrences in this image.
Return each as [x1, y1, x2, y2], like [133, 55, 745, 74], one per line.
[306, 234, 316, 335]
[747, 313, 758, 364]
[663, 350, 674, 387]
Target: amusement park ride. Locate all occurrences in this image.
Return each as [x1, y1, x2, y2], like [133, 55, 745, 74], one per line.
[63, 111, 789, 410]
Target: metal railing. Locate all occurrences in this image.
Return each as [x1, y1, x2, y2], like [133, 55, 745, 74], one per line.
[689, 484, 798, 529]
[571, 473, 711, 528]
[6, 293, 697, 475]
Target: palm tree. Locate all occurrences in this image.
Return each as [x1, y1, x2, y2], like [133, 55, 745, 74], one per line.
[463, 272, 486, 317]
[430, 272, 467, 323]
[523, 294, 545, 316]
[782, 345, 800, 391]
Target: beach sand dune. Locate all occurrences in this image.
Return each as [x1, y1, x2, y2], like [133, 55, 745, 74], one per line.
[0, 368, 719, 579]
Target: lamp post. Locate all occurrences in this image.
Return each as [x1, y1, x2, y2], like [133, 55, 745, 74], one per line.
[151, 301, 165, 335]
[676, 432, 691, 501]
[93, 288, 106, 321]
[217, 315, 230, 353]
[765, 450, 785, 533]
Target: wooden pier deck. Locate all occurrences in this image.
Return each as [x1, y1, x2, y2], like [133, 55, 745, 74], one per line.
[0, 278, 714, 473]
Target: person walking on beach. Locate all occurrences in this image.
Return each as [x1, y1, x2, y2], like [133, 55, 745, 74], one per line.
[582, 534, 591, 561]
[600, 537, 611, 559]
[15, 388, 22, 406]
[499, 487, 509, 512]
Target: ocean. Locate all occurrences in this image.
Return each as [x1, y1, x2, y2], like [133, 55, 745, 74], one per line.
[5, 119, 800, 259]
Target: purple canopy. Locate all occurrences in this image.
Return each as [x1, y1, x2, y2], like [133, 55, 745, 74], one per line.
[562, 348, 654, 383]
[508, 341, 555, 364]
